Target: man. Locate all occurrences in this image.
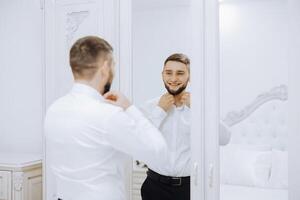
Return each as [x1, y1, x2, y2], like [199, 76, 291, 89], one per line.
[140, 53, 231, 200]
[44, 36, 169, 200]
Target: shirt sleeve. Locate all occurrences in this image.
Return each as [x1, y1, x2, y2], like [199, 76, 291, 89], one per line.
[104, 105, 170, 167]
[139, 100, 167, 128]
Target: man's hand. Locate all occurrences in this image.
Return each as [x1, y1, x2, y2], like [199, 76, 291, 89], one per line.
[104, 91, 131, 110]
[180, 92, 190, 108]
[158, 93, 175, 112]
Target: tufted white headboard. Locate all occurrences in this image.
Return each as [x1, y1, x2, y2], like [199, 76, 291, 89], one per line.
[222, 85, 288, 151]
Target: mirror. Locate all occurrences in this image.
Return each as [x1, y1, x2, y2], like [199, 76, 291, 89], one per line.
[219, 0, 288, 200]
[131, 0, 193, 199]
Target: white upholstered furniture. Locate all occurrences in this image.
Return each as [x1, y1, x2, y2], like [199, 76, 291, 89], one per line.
[0, 153, 42, 200]
[220, 184, 287, 200]
[221, 85, 288, 200]
[223, 85, 288, 150]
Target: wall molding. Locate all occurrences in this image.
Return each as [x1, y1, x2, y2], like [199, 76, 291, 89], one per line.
[13, 172, 24, 192]
[66, 10, 90, 45]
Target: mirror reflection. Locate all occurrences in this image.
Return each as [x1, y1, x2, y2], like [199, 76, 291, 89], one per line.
[131, 1, 193, 200]
[131, 1, 231, 200]
[219, 0, 288, 200]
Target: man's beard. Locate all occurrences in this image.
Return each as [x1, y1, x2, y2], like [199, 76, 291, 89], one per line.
[164, 82, 188, 96]
[103, 82, 111, 94]
[103, 68, 113, 95]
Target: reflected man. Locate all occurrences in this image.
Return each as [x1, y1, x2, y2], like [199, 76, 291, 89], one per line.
[140, 53, 231, 200]
[140, 53, 191, 200]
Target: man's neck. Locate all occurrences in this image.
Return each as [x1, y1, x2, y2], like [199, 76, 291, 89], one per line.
[75, 79, 103, 94]
[173, 92, 185, 107]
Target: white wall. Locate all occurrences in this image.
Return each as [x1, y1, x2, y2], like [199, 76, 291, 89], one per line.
[0, 0, 43, 154]
[132, 1, 192, 105]
[220, 0, 288, 117]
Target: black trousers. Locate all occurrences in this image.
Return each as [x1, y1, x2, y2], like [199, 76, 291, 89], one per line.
[141, 176, 190, 200]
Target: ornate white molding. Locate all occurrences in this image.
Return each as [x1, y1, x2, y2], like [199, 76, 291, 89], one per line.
[223, 85, 288, 127]
[66, 11, 89, 45]
[13, 172, 24, 191]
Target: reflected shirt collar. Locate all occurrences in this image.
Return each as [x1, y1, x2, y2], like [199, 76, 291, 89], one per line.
[175, 105, 185, 111]
[71, 83, 104, 101]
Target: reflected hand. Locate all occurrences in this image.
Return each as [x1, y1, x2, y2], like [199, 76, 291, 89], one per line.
[158, 93, 175, 112]
[104, 91, 131, 110]
[180, 92, 190, 108]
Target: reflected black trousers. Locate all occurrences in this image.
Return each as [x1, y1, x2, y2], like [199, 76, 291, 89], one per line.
[141, 171, 190, 200]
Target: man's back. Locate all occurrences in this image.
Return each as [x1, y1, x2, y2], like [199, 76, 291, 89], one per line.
[45, 84, 128, 200]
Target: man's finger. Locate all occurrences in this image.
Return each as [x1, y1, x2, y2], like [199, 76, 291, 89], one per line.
[104, 91, 119, 101]
[105, 99, 118, 105]
[103, 91, 115, 98]
[106, 95, 117, 101]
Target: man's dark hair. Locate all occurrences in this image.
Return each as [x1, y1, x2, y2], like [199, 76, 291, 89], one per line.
[69, 36, 113, 79]
[164, 53, 190, 68]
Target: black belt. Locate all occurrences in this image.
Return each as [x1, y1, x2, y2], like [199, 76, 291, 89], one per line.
[147, 169, 190, 186]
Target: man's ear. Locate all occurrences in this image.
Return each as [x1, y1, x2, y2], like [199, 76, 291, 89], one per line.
[100, 60, 110, 78]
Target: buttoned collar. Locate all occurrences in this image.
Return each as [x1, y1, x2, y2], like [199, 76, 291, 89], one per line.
[71, 83, 104, 102]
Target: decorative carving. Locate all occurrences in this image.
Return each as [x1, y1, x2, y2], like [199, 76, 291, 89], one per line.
[13, 172, 24, 191]
[66, 11, 89, 45]
[223, 85, 288, 127]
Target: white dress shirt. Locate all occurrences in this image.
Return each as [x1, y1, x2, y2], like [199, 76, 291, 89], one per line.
[141, 97, 231, 177]
[140, 97, 191, 177]
[44, 83, 169, 200]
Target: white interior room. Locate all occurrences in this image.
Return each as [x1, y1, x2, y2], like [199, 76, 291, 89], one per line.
[0, 0, 300, 200]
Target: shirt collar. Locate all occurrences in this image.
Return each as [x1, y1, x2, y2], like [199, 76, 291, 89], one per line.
[71, 83, 104, 101]
[175, 105, 185, 111]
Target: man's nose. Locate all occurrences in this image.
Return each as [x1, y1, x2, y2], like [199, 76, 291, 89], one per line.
[170, 75, 178, 82]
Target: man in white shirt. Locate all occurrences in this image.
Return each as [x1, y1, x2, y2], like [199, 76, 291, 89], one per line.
[44, 36, 169, 200]
[140, 53, 231, 200]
